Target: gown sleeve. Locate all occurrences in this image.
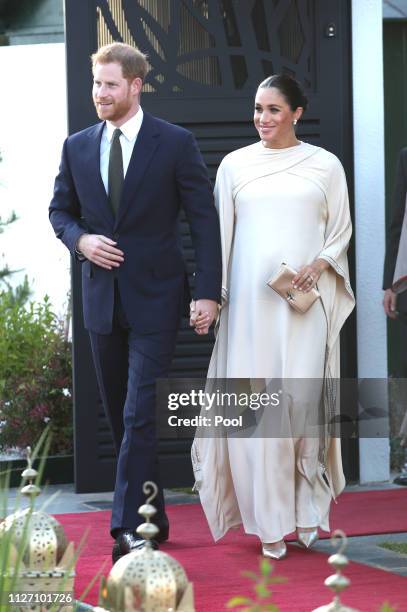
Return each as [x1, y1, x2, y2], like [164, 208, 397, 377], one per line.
[317, 155, 355, 352]
[214, 157, 236, 305]
[318, 158, 352, 283]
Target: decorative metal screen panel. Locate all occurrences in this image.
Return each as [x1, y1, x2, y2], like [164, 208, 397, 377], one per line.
[95, 0, 316, 95]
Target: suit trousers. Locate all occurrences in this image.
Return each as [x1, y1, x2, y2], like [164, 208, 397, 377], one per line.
[89, 282, 178, 536]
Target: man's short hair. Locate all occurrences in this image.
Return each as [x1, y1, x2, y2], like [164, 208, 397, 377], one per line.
[91, 42, 149, 82]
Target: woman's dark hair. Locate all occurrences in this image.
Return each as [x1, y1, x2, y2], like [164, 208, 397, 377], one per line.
[258, 74, 308, 112]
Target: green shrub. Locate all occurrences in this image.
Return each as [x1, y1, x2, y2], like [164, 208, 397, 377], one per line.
[0, 291, 73, 455]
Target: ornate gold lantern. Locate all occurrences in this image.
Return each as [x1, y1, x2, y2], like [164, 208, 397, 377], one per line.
[95, 482, 195, 612]
[0, 447, 75, 611]
[312, 530, 360, 612]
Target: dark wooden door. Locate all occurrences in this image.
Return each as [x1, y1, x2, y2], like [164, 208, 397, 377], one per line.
[64, 0, 356, 492]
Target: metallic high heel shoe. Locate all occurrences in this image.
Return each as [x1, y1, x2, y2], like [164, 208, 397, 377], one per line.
[297, 528, 318, 549]
[261, 540, 287, 560]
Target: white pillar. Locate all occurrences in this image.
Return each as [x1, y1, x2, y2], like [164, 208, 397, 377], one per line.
[352, 0, 390, 482]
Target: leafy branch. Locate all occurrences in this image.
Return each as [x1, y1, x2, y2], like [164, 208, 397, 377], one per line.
[226, 558, 286, 612]
[0, 151, 31, 304]
[0, 211, 18, 234]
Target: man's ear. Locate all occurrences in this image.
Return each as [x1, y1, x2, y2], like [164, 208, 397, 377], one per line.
[131, 77, 143, 97]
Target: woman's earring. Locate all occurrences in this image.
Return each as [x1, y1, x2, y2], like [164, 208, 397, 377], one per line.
[293, 119, 298, 125]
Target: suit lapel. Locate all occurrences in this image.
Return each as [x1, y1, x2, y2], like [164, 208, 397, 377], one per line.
[114, 112, 160, 229]
[85, 122, 115, 226]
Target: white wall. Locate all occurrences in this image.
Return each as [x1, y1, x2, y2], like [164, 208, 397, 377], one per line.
[352, 0, 390, 482]
[0, 43, 70, 316]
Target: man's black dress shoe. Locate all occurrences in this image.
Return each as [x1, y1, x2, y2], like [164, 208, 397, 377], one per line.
[112, 530, 160, 564]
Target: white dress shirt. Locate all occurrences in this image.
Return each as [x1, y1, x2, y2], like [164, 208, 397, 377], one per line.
[100, 107, 144, 193]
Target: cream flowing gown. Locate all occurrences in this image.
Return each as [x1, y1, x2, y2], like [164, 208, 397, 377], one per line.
[192, 141, 355, 544]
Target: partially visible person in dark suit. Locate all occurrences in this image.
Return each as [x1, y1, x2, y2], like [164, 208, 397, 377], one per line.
[383, 147, 407, 328]
[49, 42, 222, 561]
[383, 146, 407, 485]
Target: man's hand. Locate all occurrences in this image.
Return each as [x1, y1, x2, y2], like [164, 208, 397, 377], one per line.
[77, 234, 124, 270]
[383, 288, 398, 319]
[189, 299, 218, 335]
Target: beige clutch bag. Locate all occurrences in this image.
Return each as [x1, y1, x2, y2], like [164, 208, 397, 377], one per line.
[266, 263, 320, 314]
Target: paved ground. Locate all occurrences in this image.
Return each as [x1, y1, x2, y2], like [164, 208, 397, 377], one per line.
[307, 532, 407, 577]
[3, 479, 407, 578]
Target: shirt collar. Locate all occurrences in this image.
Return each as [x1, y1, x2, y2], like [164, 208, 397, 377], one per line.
[105, 107, 144, 142]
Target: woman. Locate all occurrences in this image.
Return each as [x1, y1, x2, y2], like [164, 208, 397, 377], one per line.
[191, 74, 355, 559]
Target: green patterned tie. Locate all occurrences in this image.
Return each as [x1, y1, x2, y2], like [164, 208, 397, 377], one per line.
[108, 128, 123, 216]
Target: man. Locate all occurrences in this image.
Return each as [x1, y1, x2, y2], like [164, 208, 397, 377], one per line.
[383, 147, 407, 485]
[383, 147, 407, 329]
[49, 42, 221, 561]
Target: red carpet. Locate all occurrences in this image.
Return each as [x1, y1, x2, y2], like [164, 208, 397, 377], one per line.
[58, 489, 407, 611]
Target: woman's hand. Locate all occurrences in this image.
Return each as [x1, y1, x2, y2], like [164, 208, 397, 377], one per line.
[292, 258, 329, 292]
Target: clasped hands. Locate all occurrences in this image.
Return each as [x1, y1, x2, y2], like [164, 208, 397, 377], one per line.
[291, 258, 329, 292]
[189, 300, 218, 335]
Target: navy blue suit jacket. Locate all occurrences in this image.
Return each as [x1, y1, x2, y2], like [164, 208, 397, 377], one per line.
[49, 112, 222, 334]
